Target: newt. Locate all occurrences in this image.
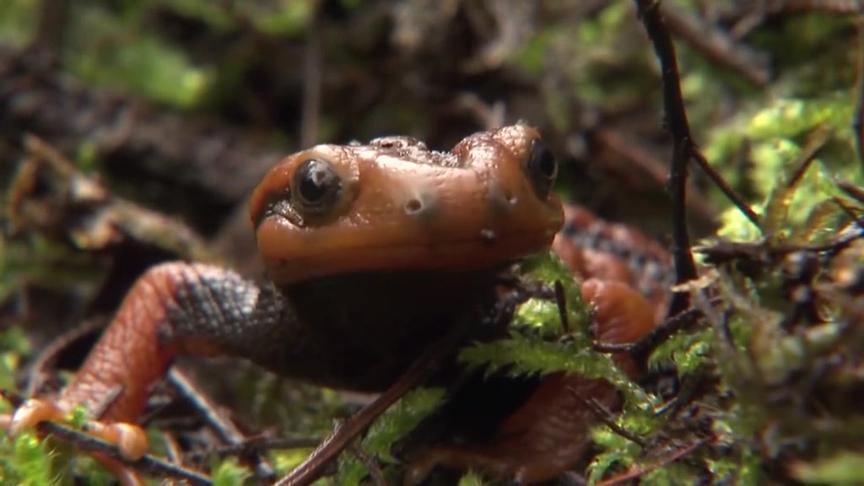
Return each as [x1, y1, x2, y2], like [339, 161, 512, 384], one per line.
[9, 125, 665, 484]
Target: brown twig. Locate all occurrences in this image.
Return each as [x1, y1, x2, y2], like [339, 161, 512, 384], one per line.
[274, 323, 470, 486]
[24, 319, 105, 398]
[690, 149, 761, 229]
[787, 128, 831, 188]
[569, 389, 647, 447]
[660, 2, 771, 86]
[554, 280, 571, 334]
[595, 437, 709, 486]
[593, 307, 704, 363]
[348, 443, 387, 486]
[593, 128, 717, 222]
[632, 0, 699, 317]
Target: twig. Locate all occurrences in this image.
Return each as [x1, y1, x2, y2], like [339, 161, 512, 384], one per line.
[691, 150, 761, 228]
[24, 319, 105, 398]
[838, 180, 864, 204]
[348, 443, 387, 486]
[167, 368, 244, 444]
[786, 128, 831, 188]
[554, 280, 571, 334]
[593, 307, 704, 362]
[569, 389, 647, 447]
[593, 128, 717, 222]
[595, 437, 708, 486]
[168, 367, 276, 481]
[632, 0, 699, 317]
[36, 421, 212, 485]
[274, 322, 471, 486]
[600, 441, 707, 486]
[660, 2, 770, 86]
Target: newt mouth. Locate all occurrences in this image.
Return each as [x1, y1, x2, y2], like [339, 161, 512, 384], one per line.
[258, 226, 559, 284]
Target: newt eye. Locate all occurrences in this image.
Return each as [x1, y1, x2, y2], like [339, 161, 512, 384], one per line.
[527, 139, 557, 199]
[293, 158, 342, 214]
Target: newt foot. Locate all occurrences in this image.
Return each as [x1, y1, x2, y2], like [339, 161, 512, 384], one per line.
[8, 398, 148, 461]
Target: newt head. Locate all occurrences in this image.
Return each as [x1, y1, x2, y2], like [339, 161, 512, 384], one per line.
[249, 124, 564, 283]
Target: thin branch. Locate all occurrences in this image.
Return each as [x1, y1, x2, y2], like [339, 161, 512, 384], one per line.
[691, 149, 761, 228]
[568, 389, 647, 447]
[24, 319, 104, 398]
[786, 127, 831, 188]
[660, 2, 771, 86]
[595, 437, 709, 486]
[554, 280, 571, 334]
[274, 322, 471, 486]
[36, 421, 212, 485]
[593, 307, 704, 363]
[594, 128, 717, 222]
[348, 443, 387, 486]
[167, 368, 276, 480]
[632, 0, 699, 318]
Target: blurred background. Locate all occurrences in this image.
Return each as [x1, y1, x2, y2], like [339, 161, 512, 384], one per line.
[1, 1, 863, 484]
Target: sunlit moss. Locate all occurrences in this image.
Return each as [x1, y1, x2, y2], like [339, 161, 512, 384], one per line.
[649, 327, 713, 374]
[457, 470, 488, 486]
[210, 458, 251, 486]
[64, 5, 213, 108]
[587, 427, 640, 484]
[792, 451, 864, 484]
[0, 432, 57, 486]
[0, 327, 29, 392]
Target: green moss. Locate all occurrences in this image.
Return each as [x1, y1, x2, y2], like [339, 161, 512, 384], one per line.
[457, 471, 488, 486]
[649, 327, 713, 374]
[64, 5, 213, 108]
[792, 451, 864, 484]
[211, 458, 251, 486]
[337, 388, 445, 485]
[0, 432, 57, 486]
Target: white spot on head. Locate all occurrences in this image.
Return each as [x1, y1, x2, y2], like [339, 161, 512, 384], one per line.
[480, 229, 497, 243]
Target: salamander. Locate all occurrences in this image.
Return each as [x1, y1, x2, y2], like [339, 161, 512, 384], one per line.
[10, 124, 666, 484]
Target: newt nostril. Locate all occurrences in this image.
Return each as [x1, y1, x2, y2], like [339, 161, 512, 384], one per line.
[405, 198, 423, 214]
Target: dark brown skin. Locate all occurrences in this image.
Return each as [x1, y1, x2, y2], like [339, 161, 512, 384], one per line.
[11, 127, 668, 484]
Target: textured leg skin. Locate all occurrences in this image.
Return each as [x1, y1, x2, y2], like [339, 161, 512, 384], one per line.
[405, 279, 659, 484]
[58, 262, 238, 421]
[58, 263, 184, 422]
[10, 262, 280, 483]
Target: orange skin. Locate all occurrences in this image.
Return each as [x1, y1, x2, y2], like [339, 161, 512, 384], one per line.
[10, 125, 666, 484]
[250, 125, 562, 282]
